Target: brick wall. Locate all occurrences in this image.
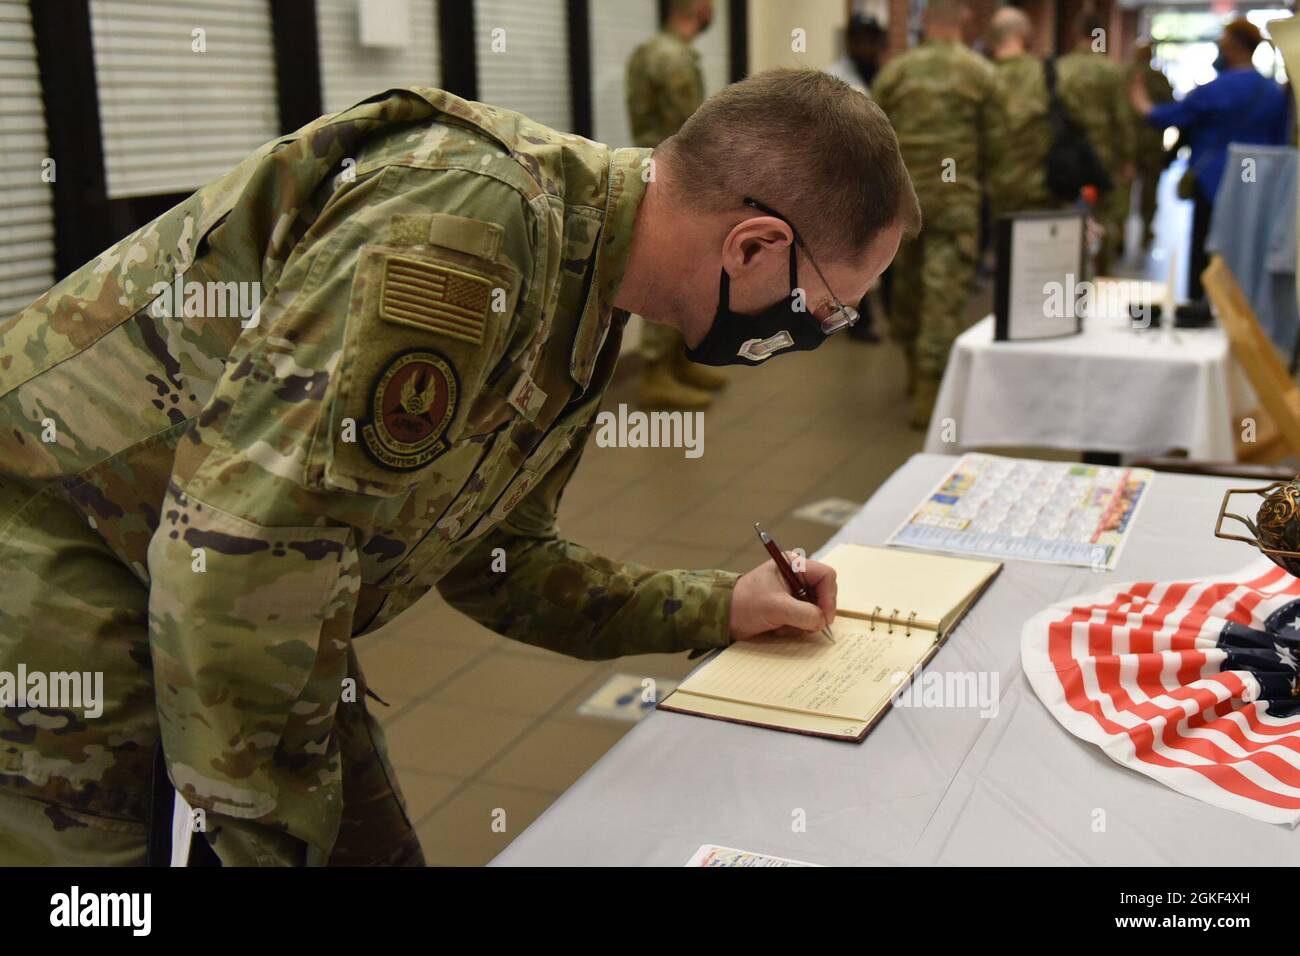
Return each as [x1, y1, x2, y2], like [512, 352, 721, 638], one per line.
[1021, 0, 1056, 55]
[886, 0, 909, 59]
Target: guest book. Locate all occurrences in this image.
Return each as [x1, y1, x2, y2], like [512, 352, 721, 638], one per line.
[658, 544, 1001, 741]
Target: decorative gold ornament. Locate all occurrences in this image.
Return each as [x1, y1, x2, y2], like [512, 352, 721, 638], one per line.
[1215, 479, 1300, 576]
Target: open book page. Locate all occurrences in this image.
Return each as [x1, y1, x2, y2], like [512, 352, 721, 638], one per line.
[661, 544, 1000, 739]
[821, 543, 1001, 633]
[674, 617, 935, 722]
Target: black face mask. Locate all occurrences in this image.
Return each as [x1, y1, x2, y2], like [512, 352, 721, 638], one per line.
[684, 243, 829, 367]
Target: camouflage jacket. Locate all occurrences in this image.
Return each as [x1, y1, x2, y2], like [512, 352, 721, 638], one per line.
[0, 88, 736, 860]
[990, 54, 1058, 215]
[626, 29, 705, 147]
[1055, 50, 1136, 175]
[872, 38, 1005, 234]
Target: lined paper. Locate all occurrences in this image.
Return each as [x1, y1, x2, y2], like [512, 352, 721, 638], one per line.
[678, 619, 935, 721]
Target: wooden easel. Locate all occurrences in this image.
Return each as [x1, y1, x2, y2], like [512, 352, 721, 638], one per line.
[1203, 254, 1300, 463]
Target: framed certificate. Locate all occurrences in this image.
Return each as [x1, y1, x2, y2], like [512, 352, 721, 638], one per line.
[993, 211, 1088, 341]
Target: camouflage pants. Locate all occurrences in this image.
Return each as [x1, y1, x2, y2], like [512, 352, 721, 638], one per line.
[1097, 179, 1130, 276]
[639, 317, 685, 364]
[888, 229, 979, 380]
[1137, 164, 1162, 243]
[0, 680, 423, 866]
[0, 786, 149, 865]
[323, 689, 425, 867]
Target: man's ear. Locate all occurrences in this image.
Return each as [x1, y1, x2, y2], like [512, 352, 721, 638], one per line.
[722, 217, 792, 273]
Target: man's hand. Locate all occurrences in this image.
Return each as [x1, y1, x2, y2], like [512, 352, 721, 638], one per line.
[729, 555, 837, 641]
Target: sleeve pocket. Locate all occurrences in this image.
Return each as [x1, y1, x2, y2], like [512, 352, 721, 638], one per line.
[147, 486, 355, 824]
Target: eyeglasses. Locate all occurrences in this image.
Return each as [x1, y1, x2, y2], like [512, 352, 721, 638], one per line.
[742, 197, 860, 334]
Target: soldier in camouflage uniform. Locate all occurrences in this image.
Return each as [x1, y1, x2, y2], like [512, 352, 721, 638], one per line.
[0, 71, 911, 865]
[1056, 13, 1136, 275]
[625, 0, 726, 410]
[987, 7, 1057, 215]
[1128, 43, 1174, 249]
[872, 0, 1004, 428]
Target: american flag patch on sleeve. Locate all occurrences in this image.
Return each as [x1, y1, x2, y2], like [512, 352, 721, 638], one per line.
[379, 255, 492, 345]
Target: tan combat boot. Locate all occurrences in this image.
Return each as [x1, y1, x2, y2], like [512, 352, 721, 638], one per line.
[909, 375, 940, 431]
[672, 353, 728, 392]
[640, 360, 713, 409]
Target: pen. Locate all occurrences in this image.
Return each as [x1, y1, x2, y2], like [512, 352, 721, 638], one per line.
[754, 522, 835, 641]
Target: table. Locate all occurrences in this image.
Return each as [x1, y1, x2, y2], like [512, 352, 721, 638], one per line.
[923, 314, 1254, 461]
[492, 454, 1299, 866]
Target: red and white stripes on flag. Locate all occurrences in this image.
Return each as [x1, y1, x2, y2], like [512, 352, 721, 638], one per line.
[1022, 559, 1300, 826]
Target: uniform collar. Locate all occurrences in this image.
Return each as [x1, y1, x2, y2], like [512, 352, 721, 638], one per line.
[569, 146, 651, 389]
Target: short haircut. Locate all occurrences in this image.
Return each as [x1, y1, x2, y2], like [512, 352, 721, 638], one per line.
[658, 68, 922, 261]
[1223, 17, 1263, 54]
[989, 7, 1031, 48]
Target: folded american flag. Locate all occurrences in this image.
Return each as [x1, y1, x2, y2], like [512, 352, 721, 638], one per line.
[1022, 560, 1300, 826]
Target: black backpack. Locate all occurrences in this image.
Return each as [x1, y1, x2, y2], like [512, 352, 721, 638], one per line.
[1043, 57, 1113, 202]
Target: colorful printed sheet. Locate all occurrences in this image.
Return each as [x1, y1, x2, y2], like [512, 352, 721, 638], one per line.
[685, 845, 818, 867]
[886, 453, 1151, 571]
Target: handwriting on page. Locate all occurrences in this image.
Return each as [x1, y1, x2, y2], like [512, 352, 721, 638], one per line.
[680, 621, 929, 720]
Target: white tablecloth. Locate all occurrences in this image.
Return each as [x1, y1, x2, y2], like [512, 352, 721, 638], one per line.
[492, 454, 1299, 866]
[923, 315, 1254, 460]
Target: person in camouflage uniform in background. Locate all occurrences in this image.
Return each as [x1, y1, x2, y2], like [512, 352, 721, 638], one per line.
[873, 0, 1004, 428]
[1056, 12, 1136, 274]
[625, 0, 725, 410]
[0, 70, 912, 866]
[1128, 42, 1174, 249]
[987, 7, 1057, 215]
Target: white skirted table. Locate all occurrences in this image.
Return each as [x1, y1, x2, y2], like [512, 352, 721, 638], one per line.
[922, 315, 1255, 461]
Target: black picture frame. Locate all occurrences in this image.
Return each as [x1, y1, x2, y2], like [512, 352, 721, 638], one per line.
[993, 209, 1089, 342]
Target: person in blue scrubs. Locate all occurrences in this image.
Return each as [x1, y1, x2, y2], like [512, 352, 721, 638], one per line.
[1129, 18, 1289, 300]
